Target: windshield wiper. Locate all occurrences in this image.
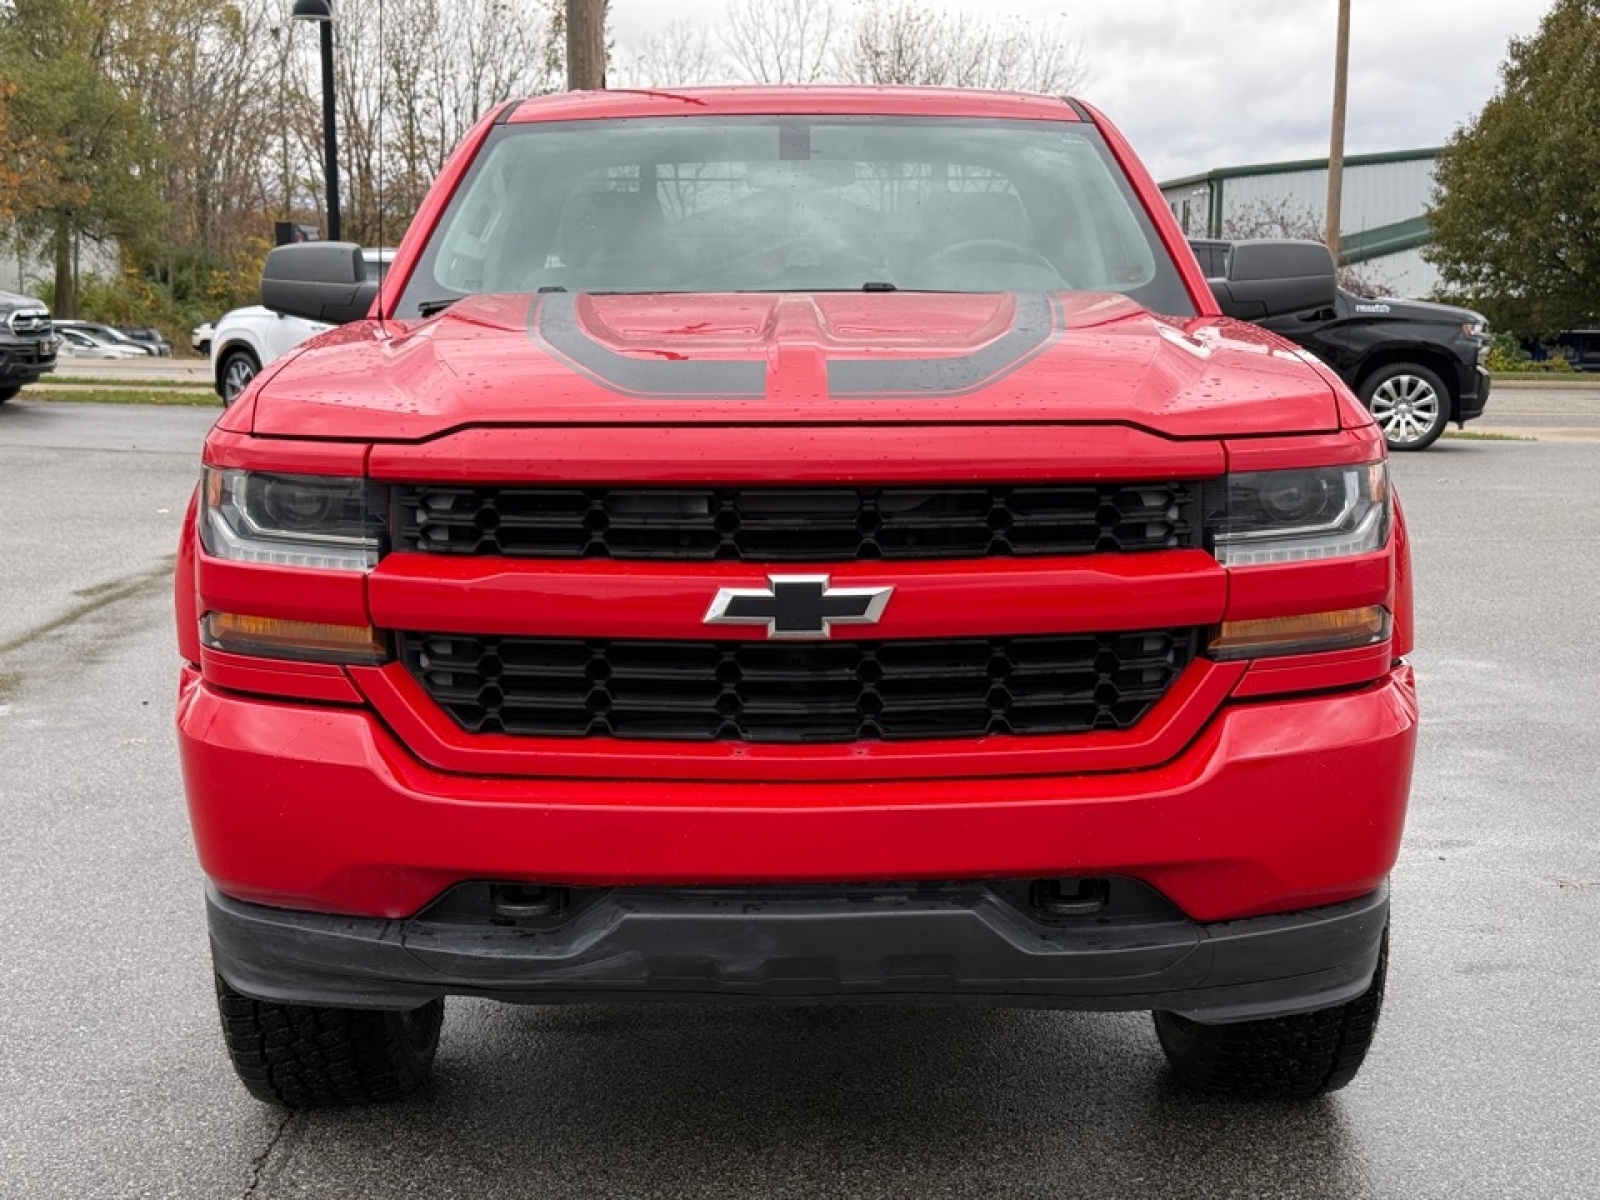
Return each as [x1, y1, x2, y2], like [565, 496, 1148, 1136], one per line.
[416, 298, 461, 317]
[734, 283, 903, 294]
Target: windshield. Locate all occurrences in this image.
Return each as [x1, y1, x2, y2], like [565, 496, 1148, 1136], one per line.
[397, 116, 1193, 317]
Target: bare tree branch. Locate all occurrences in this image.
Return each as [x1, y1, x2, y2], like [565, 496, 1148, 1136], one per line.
[836, 1, 1086, 92]
[721, 0, 838, 84]
[615, 19, 730, 88]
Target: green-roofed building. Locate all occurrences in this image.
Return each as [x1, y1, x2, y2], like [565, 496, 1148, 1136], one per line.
[1159, 148, 1442, 298]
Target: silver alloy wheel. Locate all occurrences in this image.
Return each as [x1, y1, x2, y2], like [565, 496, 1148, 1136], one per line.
[1367, 372, 1443, 447]
[221, 354, 257, 404]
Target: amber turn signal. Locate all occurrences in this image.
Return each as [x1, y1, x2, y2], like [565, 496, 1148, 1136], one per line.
[202, 613, 388, 665]
[1208, 606, 1390, 661]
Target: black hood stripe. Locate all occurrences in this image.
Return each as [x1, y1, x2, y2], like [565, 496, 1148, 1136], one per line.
[528, 292, 1063, 401]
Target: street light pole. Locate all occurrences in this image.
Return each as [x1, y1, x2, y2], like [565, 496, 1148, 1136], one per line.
[293, 0, 341, 242]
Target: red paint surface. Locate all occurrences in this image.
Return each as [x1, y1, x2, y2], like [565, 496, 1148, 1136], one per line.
[178, 91, 1416, 936]
[246, 292, 1341, 442]
[177, 665, 1416, 922]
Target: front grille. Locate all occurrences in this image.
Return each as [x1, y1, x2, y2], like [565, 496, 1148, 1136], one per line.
[6, 311, 52, 338]
[399, 629, 1200, 743]
[392, 484, 1199, 562]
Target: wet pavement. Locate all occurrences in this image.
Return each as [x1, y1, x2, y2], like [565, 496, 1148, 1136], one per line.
[1, 400, 1597, 1199]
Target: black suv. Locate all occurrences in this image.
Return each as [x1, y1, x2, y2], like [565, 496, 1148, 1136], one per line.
[1192, 239, 1490, 450]
[0, 288, 58, 403]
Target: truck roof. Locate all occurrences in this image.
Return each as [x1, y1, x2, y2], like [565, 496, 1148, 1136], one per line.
[503, 86, 1087, 125]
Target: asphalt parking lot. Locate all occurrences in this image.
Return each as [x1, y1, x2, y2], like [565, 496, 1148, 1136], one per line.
[1, 395, 1598, 1199]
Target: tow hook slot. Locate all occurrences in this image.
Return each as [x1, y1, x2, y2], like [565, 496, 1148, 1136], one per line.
[1031, 877, 1111, 918]
[491, 885, 567, 922]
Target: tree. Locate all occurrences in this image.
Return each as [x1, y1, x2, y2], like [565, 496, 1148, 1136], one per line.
[723, 0, 838, 84]
[1222, 198, 1397, 298]
[0, 0, 164, 316]
[328, 0, 565, 249]
[614, 19, 727, 89]
[837, 0, 1086, 93]
[101, 0, 293, 313]
[0, 81, 50, 224]
[1426, 0, 1600, 337]
[622, 0, 1086, 93]
[566, 0, 607, 89]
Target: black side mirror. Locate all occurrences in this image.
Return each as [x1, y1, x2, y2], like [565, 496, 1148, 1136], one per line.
[261, 242, 378, 324]
[1207, 239, 1336, 321]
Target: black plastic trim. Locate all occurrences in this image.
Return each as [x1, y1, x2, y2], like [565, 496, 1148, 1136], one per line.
[529, 291, 1062, 400]
[1061, 97, 1093, 123]
[208, 880, 1389, 1024]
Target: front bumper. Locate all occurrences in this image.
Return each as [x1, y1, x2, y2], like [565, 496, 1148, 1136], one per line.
[207, 879, 1390, 1023]
[1455, 362, 1491, 424]
[0, 339, 57, 382]
[179, 664, 1417, 925]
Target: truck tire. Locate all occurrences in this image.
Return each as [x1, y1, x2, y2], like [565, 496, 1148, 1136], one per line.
[214, 975, 443, 1108]
[218, 348, 259, 407]
[0, 385, 19, 404]
[1360, 364, 1451, 451]
[1153, 930, 1387, 1099]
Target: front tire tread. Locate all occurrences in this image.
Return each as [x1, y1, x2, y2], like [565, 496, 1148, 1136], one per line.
[1153, 931, 1387, 1099]
[215, 975, 442, 1108]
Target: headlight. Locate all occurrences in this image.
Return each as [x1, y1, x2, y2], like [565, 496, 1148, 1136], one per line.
[201, 468, 385, 570]
[1206, 462, 1389, 566]
[1461, 321, 1487, 339]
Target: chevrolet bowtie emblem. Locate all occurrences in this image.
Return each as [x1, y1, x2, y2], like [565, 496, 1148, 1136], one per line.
[704, 575, 894, 640]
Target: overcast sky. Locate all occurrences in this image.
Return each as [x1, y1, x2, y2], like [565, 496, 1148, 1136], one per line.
[611, 0, 1554, 181]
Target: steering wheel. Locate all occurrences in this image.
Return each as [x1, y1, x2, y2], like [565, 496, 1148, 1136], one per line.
[687, 237, 885, 289]
[924, 239, 1058, 271]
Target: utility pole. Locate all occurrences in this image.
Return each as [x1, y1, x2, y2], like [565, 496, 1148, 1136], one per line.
[1326, 0, 1351, 262]
[566, 0, 607, 91]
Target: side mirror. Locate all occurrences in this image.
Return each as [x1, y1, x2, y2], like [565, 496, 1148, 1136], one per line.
[261, 242, 378, 324]
[1207, 240, 1336, 321]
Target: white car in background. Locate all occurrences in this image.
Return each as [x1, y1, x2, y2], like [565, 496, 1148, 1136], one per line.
[57, 326, 149, 359]
[209, 248, 391, 405]
[55, 320, 161, 356]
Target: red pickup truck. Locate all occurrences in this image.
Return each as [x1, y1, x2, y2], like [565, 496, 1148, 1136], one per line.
[175, 87, 1415, 1107]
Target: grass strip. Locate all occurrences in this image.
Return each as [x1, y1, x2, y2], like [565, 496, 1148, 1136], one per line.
[1442, 430, 1535, 441]
[34, 377, 212, 390]
[18, 387, 219, 408]
[1489, 373, 1600, 386]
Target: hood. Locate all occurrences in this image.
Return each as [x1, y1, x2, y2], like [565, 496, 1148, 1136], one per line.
[0, 290, 48, 311]
[248, 291, 1339, 441]
[1345, 291, 1485, 327]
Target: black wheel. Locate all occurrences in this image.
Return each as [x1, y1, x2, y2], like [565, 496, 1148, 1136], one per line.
[0, 384, 19, 404]
[1153, 931, 1387, 1099]
[214, 975, 443, 1108]
[218, 348, 259, 406]
[1359, 363, 1451, 451]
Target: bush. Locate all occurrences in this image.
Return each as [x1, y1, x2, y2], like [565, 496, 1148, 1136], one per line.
[34, 248, 266, 354]
[1485, 332, 1529, 372]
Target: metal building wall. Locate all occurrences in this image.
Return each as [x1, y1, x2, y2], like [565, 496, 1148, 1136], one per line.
[1160, 152, 1443, 298]
[1359, 247, 1439, 299]
[1220, 156, 1437, 236]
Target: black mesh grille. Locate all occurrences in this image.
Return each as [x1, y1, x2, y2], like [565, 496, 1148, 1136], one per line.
[391, 484, 1200, 562]
[399, 630, 1200, 744]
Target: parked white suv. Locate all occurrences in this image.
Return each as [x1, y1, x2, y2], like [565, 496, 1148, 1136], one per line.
[210, 248, 391, 404]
